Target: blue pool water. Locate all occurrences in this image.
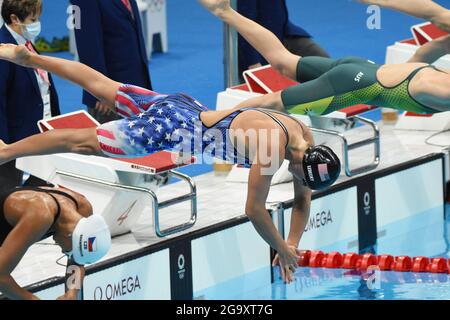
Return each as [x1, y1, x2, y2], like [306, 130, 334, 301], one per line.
[198, 205, 450, 300]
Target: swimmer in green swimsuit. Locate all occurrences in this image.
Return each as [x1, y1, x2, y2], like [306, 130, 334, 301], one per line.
[199, 0, 450, 116]
[281, 56, 441, 115]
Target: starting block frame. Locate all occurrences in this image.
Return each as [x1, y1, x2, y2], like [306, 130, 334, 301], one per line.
[55, 169, 197, 237]
[310, 116, 380, 177]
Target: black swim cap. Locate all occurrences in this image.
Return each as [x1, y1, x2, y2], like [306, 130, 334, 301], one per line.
[302, 145, 341, 190]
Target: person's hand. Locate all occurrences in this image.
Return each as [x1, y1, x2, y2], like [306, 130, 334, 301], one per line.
[0, 43, 33, 67]
[197, 0, 231, 17]
[95, 101, 114, 116]
[272, 244, 300, 284]
[56, 290, 79, 300]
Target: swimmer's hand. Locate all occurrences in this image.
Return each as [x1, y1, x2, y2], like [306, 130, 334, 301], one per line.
[198, 0, 231, 17]
[95, 101, 114, 116]
[272, 244, 300, 284]
[0, 43, 33, 67]
[56, 290, 79, 300]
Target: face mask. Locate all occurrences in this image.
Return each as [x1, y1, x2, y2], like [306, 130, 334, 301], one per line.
[20, 21, 41, 41]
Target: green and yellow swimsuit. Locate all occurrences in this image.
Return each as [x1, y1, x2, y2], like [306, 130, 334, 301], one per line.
[281, 56, 440, 115]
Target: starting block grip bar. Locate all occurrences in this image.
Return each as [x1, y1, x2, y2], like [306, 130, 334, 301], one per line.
[311, 116, 380, 177]
[55, 169, 197, 238]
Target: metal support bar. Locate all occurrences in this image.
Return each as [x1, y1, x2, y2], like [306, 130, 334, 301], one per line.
[347, 137, 378, 150]
[310, 115, 380, 177]
[223, 0, 239, 88]
[55, 170, 197, 238]
[269, 202, 285, 239]
[155, 170, 197, 237]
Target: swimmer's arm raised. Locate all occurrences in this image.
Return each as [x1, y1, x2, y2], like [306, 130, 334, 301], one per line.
[0, 207, 54, 300]
[0, 128, 103, 166]
[409, 35, 450, 63]
[0, 44, 120, 108]
[198, 0, 299, 79]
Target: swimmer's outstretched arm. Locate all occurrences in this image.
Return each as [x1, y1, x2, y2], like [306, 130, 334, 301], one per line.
[246, 145, 301, 283]
[0, 43, 121, 108]
[198, 0, 300, 79]
[357, 0, 450, 33]
[0, 128, 103, 166]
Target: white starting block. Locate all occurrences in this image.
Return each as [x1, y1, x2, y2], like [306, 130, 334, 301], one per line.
[217, 65, 380, 181]
[386, 22, 450, 131]
[16, 111, 197, 238]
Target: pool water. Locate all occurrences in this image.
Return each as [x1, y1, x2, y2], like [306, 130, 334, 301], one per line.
[198, 205, 450, 300]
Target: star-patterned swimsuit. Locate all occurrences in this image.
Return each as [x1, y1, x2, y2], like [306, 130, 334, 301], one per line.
[96, 84, 253, 166]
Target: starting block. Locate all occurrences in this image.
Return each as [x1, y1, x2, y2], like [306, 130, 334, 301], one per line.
[385, 22, 450, 131]
[17, 111, 198, 238]
[217, 65, 380, 180]
[411, 22, 448, 46]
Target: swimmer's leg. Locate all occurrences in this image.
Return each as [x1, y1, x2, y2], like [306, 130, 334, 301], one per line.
[96, 117, 165, 158]
[296, 56, 372, 82]
[203, 2, 300, 79]
[282, 58, 381, 115]
[115, 84, 167, 118]
[0, 128, 101, 166]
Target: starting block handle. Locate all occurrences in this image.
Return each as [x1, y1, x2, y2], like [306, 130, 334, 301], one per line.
[310, 116, 380, 177]
[54, 170, 197, 238]
[155, 170, 197, 237]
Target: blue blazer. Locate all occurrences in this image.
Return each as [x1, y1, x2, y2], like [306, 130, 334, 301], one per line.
[237, 0, 311, 71]
[0, 25, 60, 144]
[71, 0, 152, 108]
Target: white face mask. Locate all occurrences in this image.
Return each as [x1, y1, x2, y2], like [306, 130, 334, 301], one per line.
[20, 21, 41, 41]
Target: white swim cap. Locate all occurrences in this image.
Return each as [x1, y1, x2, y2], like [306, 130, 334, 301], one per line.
[68, 215, 111, 265]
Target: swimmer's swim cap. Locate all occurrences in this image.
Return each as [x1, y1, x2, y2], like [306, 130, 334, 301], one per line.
[302, 145, 341, 190]
[67, 215, 111, 265]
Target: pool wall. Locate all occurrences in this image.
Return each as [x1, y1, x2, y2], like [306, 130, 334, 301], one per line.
[17, 153, 448, 300]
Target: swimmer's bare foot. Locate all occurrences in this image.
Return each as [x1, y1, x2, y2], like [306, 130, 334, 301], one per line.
[0, 43, 33, 67]
[198, 0, 231, 17]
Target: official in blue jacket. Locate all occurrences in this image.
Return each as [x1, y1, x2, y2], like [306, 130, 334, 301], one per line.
[0, 0, 60, 191]
[237, 0, 329, 75]
[71, 0, 153, 123]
